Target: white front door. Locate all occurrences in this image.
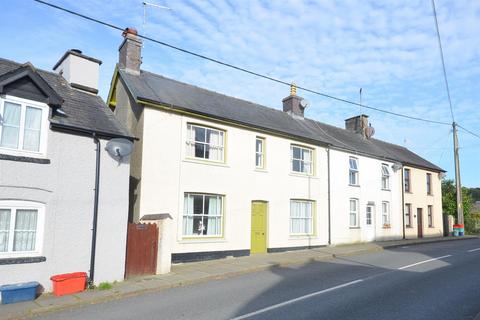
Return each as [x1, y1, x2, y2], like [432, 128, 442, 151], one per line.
[365, 205, 375, 241]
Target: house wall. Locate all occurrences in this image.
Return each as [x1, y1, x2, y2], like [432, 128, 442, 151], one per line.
[136, 105, 330, 255]
[403, 166, 443, 239]
[330, 149, 403, 244]
[113, 78, 144, 221]
[0, 131, 130, 291]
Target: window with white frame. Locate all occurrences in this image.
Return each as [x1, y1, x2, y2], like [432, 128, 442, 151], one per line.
[405, 203, 412, 227]
[290, 200, 314, 235]
[428, 205, 434, 227]
[183, 193, 223, 236]
[382, 201, 390, 226]
[291, 145, 313, 174]
[381, 164, 390, 190]
[186, 124, 225, 162]
[0, 97, 48, 156]
[255, 137, 265, 168]
[0, 201, 44, 257]
[349, 198, 359, 227]
[349, 157, 359, 185]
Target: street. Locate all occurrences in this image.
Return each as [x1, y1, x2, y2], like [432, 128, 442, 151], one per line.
[34, 239, 480, 320]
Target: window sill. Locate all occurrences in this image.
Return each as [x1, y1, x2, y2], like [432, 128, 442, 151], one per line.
[0, 256, 46, 265]
[254, 168, 268, 173]
[381, 189, 391, 192]
[406, 226, 414, 229]
[0, 153, 50, 164]
[183, 158, 228, 168]
[289, 172, 316, 179]
[349, 184, 360, 187]
[349, 227, 361, 229]
[405, 191, 413, 194]
[289, 234, 316, 239]
[179, 238, 226, 244]
[427, 194, 434, 197]
[382, 226, 391, 229]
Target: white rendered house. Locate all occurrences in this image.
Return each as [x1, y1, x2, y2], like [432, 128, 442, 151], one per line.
[0, 50, 132, 292]
[108, 29, 444, 263]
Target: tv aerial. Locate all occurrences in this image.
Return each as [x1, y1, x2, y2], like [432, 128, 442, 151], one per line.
[142, 2, 171, 49]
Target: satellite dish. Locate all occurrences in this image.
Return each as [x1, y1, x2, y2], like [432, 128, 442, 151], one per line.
[300, 99, 310, 108]
[365, 124, 375, 139]
[105, 138, 134, 159]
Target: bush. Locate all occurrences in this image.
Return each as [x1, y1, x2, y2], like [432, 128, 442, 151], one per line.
[466, 213, 480, 234]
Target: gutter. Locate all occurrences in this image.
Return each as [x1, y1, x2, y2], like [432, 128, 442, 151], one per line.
[136, 97, 443, 173]
[50, 122, 137, 141]
[88, 133, 101, 287]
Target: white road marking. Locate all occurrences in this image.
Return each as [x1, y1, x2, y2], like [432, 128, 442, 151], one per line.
[397, 255, 452, 270]
[467, 248, 480, 252]
[230, 279, 364, 320]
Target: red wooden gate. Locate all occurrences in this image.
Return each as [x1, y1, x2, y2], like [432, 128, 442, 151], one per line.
[125, 223, 159, 279]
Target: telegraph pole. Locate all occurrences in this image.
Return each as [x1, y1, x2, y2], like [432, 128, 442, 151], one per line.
[452, 122, 464, 225]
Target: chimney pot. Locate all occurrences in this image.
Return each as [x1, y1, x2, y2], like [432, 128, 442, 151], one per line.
[122, 28, 138, 37]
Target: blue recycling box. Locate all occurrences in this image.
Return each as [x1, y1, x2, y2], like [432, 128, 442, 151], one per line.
[0, 282, 39, 304]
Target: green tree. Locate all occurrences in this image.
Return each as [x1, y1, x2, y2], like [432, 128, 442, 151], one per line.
[442, 179, 476, 232]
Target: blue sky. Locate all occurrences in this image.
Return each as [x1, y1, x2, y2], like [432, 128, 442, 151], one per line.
[2, 0, 479, 186]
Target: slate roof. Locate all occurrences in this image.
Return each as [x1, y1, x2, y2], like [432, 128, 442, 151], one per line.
[119, 69, 444, 172]
[0, 57, 132, 139]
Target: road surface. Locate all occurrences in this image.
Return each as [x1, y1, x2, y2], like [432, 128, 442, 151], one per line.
[34, 239, 480, 320]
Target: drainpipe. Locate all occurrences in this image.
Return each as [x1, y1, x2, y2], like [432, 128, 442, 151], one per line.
[89, 133, 101, 287]
[401, 166, 406, 240]
[327, 148, 332, 245]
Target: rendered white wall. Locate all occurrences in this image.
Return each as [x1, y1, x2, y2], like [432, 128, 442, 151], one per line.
[54, 54, 99, 90]
[137, 106, 330, 254]
[0, 130, 130, 291]
[329, 149, 403, 244]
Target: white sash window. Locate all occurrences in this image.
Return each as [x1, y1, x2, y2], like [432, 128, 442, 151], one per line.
[349, 199, 359, 227]
[0, 201, 44, 257]
[183, 193, 223, 237]
[0, 96, 48, 157]
[186, 124, 225, 162]
[291, 145, 313, 175]
[290, 200, 314, 235]
[349, 157, 359, 185]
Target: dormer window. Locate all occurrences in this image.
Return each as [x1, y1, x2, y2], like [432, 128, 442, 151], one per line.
[0, 96, 48, 157]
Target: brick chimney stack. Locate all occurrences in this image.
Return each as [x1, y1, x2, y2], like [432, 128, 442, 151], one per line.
[345, 115, 372, 138]
[119, 28, 142, 75]
[282, 83, 307, 117]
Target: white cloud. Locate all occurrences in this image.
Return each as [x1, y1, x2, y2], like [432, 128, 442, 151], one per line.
[1, 0, 479, 185]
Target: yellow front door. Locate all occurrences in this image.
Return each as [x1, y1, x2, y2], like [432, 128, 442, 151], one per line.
[251, 201, 267, 254]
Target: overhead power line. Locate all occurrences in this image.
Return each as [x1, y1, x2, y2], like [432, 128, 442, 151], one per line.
[431, 0, 455, 122]
[457, 124, 480, 140]
[33, 0, 452, 126]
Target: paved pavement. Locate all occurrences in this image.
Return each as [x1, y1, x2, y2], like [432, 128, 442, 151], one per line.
[0, 236, 477, 320]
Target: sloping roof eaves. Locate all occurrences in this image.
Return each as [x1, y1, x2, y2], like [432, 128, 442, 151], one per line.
[0, 58, 133, 140]
[118, 69, 444, 172]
